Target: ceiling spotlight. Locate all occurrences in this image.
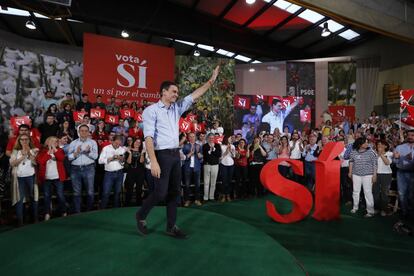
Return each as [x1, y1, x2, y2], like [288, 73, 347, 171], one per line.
[193, 49, 200, 57]
[249, 67, 255, 72]
[246, 0, 256, 4]
[121, 30, 129, 38]
[25, 20, 36, 30]
[321, 22, 331, 37]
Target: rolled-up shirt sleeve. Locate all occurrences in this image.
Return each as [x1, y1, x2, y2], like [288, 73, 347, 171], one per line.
[177, 95, 194, 116]
[143, 107, 156, 139]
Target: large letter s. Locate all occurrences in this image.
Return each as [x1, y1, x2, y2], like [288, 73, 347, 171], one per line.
[117, 64, 135, 88]
[260, 159, 313, 223]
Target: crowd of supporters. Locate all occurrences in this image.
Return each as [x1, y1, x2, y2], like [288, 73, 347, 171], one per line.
[0, 91, 413, 230]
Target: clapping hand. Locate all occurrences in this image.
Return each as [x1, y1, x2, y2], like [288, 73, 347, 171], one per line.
[84, 145, 91, 153]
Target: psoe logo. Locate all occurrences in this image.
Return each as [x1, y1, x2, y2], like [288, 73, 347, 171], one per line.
[115, 54, 147, 89]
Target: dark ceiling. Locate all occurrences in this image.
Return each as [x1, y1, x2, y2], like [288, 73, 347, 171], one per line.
[0, 0, 377, 62]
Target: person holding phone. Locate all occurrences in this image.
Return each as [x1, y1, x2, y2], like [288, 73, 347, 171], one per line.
[98, 134, 127, 209]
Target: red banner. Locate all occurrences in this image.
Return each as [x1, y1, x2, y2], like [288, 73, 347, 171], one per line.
[120, 108, 135, 119]
[83, 33, 175, 105]
[73, 111, 88, 123]
[234, 96, 251, 110]
[328, 106, 355, 125]
[90, 108, 105, 119]
[105, 114, 119, 125]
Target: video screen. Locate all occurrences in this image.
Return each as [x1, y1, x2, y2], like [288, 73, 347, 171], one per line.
[233, 94, 314, 137]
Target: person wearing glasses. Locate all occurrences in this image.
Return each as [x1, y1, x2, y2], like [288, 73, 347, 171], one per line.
[67, 124, 98, 213]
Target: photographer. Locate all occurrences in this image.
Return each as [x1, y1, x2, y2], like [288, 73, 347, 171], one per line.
[98, 135, 126, 209]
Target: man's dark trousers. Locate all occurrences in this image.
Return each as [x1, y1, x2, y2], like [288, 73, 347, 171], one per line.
[137, 149, 181, 229]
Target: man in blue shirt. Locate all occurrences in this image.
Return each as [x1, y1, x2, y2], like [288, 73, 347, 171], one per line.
[136, 66, 220, 239]
[302, 134, 321, 190]
[393, 129, 414, 220]
[67, 124, 98, 213]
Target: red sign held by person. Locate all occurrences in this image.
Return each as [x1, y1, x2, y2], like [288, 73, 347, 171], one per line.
[234, 96, 251, 110]
[10, 116, 31, 128]
[134, 113, 143, 123]
[73, 111, 88, 123]
[90, 108, 105, 119]
[179, 118, 191, 133]
[105, 114, 119, 125]
[191, 122, 205, 133]
[260, 142, 344, 223]
[328, 106, 355, 125]
[186, 114, 197, 122]
[120, 108, 135, 119]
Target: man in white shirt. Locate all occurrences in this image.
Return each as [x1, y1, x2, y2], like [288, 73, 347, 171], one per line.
[262, 98, 298, 134]
[99, 135, 126, 209]
[289, 132, 303, 160]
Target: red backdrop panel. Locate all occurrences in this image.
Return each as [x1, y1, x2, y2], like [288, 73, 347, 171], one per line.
[83, 33, 175, 105]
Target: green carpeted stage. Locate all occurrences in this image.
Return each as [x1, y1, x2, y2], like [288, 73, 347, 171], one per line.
[1, 196, 413, 275]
